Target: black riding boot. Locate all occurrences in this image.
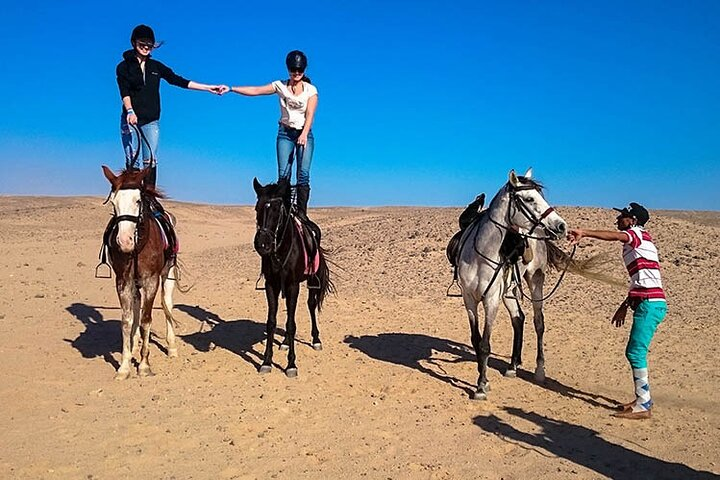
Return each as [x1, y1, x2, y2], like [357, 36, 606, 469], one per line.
[296, 185, 310, 216]
[295, 185, 321, 244]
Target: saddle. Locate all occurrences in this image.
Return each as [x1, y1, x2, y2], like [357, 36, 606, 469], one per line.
[446, 193, 527, 277]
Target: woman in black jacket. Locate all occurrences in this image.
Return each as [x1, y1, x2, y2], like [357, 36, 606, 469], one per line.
[116, 24, 223, 187]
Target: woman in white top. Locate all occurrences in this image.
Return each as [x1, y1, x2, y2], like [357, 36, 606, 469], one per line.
[224, 51, 318, 215]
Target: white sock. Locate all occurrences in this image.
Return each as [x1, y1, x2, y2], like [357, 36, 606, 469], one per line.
[632, 367, 652, 412]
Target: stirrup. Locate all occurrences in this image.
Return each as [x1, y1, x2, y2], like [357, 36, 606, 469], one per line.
[307, 274, 321, 289]
[255, 272, 265, 291]
[95, 261, 112, 279]
[446, 279, 463, 297]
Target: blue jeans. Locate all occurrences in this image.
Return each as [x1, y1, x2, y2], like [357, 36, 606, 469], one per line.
[121, 114, 160, 169]
[276, 123, 314, 186]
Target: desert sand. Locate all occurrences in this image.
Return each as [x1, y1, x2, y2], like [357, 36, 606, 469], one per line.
[0, 195, 718, 479]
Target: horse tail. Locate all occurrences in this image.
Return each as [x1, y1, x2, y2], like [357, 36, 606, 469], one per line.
[315, 246, 336, 311]
[546, 241, 626, 288]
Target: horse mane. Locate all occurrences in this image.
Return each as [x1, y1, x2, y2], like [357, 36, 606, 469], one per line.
[516, 176, 544, 191]
[114, 168, 166, 199]
[259, 179, 292, 207]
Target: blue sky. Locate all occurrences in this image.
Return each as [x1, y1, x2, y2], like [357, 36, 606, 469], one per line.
[1, 1, 718, 210]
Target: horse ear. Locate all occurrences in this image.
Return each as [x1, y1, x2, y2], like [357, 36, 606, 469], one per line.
[253, 177, 263, 195]
[102, 165, 118, 187]
[508, 169, 520, 187]
[477, 193, 485, 209]
[524, 167, 533, 179]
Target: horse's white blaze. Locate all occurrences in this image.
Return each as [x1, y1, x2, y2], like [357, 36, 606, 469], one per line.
[111, 189, 141, 253]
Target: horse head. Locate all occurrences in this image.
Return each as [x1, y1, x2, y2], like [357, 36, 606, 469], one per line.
[506, 168, 567, 239]
[253, 177, 291, 256]
[102, 165, 150, 254]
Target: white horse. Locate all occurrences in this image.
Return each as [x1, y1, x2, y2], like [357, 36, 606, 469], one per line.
[457, 169, 567, 400]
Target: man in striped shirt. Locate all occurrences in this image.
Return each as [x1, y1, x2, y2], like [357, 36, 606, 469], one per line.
[568, 202, 667, 420]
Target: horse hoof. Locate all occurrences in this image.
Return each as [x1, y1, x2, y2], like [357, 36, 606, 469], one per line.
[138, 367, 155, 377]
[114, 370, 130, 381]
[535, 371, 546, 383]
[312, 343, 323, 351]
[286, 368, 298, 378]
[279, 344, 289, 351]
[504, 369, 517, 378]
[259, 365, 272, 374]
[168, 348, 179, 358]
[471, 391, 488, 401]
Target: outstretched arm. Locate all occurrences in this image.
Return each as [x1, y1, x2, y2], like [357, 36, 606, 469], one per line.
[568, 228, 628, 244]
[187, 81, 225, 94]
[226, 84, 276, 96]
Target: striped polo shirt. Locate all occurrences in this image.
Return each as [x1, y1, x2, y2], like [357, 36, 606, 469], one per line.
[622, 226, 666, 301]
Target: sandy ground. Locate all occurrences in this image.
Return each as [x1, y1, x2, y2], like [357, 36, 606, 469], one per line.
[0, 194, 719, 479]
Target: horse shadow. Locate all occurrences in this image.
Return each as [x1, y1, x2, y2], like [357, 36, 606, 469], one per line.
[343, 332, 502, 397]
[176, 304, 267, 370]
[474, 407, 719, 480]
[344, 332, 620, 407]
[65, 302, 120, 369]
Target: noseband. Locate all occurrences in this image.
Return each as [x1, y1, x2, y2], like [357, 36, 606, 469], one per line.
[508, 185, 556, 238]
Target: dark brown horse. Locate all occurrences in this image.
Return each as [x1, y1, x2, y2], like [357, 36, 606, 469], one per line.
[253, 178, 334, 377]
[101, 166, 179, 379]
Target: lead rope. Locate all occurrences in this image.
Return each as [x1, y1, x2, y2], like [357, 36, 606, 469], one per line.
[513, 243, 577, 303]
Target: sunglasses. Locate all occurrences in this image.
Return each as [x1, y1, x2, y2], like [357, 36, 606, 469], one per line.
[289, 69, 305, 75]
[136, 42, 154, 50]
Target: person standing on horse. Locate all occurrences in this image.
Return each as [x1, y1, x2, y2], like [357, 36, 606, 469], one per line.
[568, 202, 667, 419]
[221, 50, 318, 217]
[116, 24, 224, 187]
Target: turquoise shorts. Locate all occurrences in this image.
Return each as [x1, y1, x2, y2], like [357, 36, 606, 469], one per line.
[625, 300, 667, 369]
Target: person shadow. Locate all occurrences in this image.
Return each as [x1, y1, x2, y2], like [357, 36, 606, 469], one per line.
[65, 302, 120, 369]
[344, 332, 621, 407]
[474, 406, 719, 480]
[176, 304, 267, 370]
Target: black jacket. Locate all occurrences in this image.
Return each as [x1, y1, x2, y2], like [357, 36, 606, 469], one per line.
[116, 50, 190, 126]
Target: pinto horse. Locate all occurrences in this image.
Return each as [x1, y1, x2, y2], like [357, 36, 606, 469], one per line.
[101, 166, 179, 379]
[456, 169, 568, 400]
[253, 178, 334, 377]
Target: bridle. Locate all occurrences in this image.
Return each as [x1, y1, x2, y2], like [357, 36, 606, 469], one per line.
[256, 196, 293, 268]
[507, 184, 556, 238]
[452, 181, 572, 301]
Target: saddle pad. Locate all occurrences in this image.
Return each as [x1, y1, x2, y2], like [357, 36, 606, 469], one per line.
[294, 218, 320, 275]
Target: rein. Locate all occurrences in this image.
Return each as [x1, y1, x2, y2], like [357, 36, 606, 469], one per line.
[514, 244, 577, 303]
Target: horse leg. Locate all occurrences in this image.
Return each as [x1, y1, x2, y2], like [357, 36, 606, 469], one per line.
[137, 278, 159, 377]
[308, 289, 322, 350]
[260, 274, 281, 374]
[528, 269, 546, 383]
[284, 282, 301, 378]
[502, 294, 525, 377]
[161, 268, 178, 358]
[476, 297, 500, 399]
[463, 295, 487, 400]
[115, 279, 136, 380]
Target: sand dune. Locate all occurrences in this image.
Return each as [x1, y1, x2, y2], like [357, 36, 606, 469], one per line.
[0, 195, 718, 479]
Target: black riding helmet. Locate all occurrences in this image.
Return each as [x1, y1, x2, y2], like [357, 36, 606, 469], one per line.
[285, 50, 308, 72]
[131, 24, 155, 45]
